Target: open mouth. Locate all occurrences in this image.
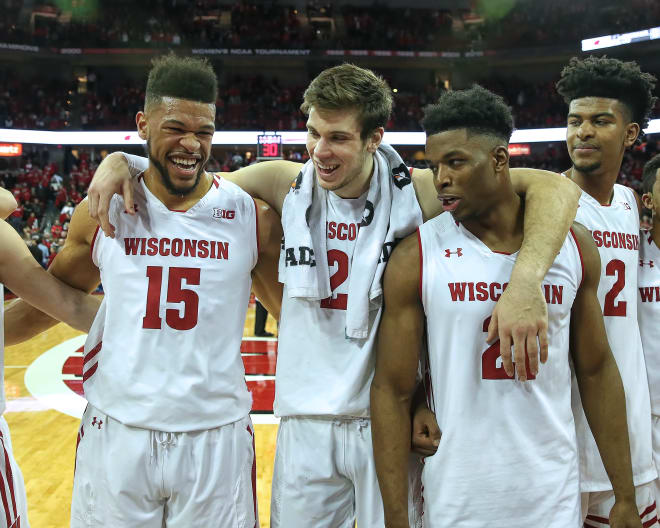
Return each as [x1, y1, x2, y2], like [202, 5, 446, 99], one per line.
[316, 162, 340, 178]
[167, 155, 200, 176]
[441, 196, 461, 212]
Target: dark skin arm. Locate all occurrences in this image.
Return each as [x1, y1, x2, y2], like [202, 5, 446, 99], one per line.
[371, 233, 424, 528]
[252, 199, 283, 320]
[570, 223, 640, 527]
[4, 199, 101, 345]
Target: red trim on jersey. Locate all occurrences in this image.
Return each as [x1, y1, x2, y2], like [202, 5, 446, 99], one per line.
[408, 167, 414, 176]
[247, 425, 258, 527]
[168, 208, 188, 213]
[583, 523, 600, 528]
[213, 174, 221, 188]
[569, 227, 585, 288]
[416, 228, 423, 300]
[492, 250, 512, 255]
[83, 362, 99, 383]
[253, 199, 260, 254]
[84, 341, 102, 366]
[90, 225, 100, 261]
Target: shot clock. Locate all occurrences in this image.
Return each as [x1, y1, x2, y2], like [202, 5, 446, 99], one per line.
[257, 134, 283, 160]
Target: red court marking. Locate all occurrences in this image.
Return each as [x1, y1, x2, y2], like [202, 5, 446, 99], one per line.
[62, 356, 83, 375]
[64, 379, 84, 397]
[242, 355, 277, 375]
[240, 340, 277, 354]
[247, 380, 275, 412]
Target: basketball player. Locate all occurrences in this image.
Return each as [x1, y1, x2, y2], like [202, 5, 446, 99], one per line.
[86, 64, 581, 526]
[639, 155, 660, 507]
[0, 215, 100, 528]
[5, 55, 282, 527]
[557, 56, 657, 525]
[372, 85, 641, 528]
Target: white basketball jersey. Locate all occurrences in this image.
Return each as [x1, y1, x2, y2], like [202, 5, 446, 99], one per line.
[84, 174, 258, 432]
[418, 214, 582, 526]
[572, 184, 655, 489]
[0, 284, 4, 415]
[275, 190, 381, 417]
[639, 230, 660, 416]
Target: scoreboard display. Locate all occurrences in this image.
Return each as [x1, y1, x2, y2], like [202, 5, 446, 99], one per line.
[257, 134, 283, 160]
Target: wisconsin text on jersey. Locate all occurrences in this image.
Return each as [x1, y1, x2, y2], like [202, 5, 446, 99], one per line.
[447, 281, 565, 304]
[123, 237, 230, 259]
[589, 229, 640, 250]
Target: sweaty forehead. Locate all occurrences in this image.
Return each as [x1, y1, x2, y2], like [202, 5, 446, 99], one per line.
[154, 96, 216, 123]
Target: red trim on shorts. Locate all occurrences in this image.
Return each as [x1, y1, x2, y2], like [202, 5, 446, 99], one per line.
[74, 422, 85, 478]
[586, 513, 609, 523]
[0, 432, 16, 528]
[416, 228, 423, 300]
[253, 199, 260, 254]
[90, 225, 100, 262]
[583, 523, 600, 528]
[569, 227, 585, 288]
[641, 502, 657, 519]
[247, 425, 258, 527]
[643, 517, 658, 528]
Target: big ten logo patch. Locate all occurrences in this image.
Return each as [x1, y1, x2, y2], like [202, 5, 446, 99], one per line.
[212, 208, 235, 220]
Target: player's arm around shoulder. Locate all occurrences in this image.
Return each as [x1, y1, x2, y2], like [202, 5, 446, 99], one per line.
[569, 222, 640, 526]
[4, 199, 102, 345]
[251, 199, 283, 320]
[0, 187, 17, 220]
[371, 232, 424, 528]
[223, 160, 302, 216]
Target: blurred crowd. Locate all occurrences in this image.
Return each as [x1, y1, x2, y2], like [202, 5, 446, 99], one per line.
[3, 135, 657, 268]
[1, 0, 659, 51]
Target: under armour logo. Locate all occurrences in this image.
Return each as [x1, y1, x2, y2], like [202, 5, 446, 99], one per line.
[91, 417, 103, 429]
[640, 259, 655, 268]
[445, 248, 463, 258]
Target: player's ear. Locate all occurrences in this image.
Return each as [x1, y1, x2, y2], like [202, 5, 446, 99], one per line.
[136, 111, 148, 141]
[642, 192, 655, 213]
[492, 145, 509, 174]
[624, 122, 640, 148]
[366, 127, 384, 153]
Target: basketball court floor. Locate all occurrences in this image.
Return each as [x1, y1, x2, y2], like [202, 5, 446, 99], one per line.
[4, 301, 279, 527]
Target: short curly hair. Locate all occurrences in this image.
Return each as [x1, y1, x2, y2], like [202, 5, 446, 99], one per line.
[556, 56, 657, 131]
[642, 153, 660, 194]
[145, 53, 217, 110]
[422, 84, 514, 142]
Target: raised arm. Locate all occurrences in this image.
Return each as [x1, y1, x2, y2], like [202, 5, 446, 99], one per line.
[0, 187, 17, 220]
[569, 223, 640, 527]
[251, 199, 284, 320]
[371, 233, 424, 528]
[4, 199, 101, 345]
[87, 152, 300, 236]
[414, 166, 581, 380]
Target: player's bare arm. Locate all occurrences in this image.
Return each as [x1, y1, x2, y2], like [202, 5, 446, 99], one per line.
[569, 222, 641, 527]
[0, 219, 99, 338]
[0, 187, 17, 220]
[4, 199, 101, 345]
[88, 152, 300, 236]
[251, 199, 284, 320]
[414, 165, 581, 380]
[370, 233, 424, 528]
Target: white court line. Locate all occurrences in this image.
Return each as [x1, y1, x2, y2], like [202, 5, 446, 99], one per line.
[5, 366, 30, 369]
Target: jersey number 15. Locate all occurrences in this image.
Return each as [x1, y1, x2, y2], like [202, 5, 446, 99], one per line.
[142, 266, 200, 330]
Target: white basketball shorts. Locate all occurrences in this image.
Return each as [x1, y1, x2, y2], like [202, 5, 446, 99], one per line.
[270, 416, 423, 528]
[71, 404, 258, 527]
[582, 481, 657, 527]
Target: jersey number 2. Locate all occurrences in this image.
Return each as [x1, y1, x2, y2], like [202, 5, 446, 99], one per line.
[320, 249, 349, 310]
[142, 266, 200, 330]
[603, 259, 626, 317]
[481, 316, 536, 380]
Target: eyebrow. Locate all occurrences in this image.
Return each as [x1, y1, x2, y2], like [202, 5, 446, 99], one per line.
[307, 125, 355, 136]
[163, 119, 215, 131]
[567, 112, 615, 119]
